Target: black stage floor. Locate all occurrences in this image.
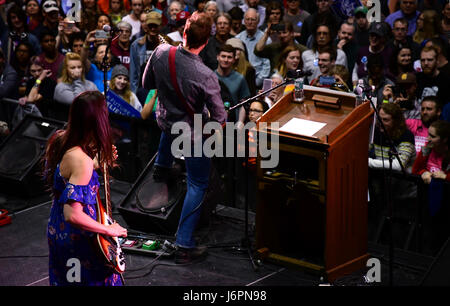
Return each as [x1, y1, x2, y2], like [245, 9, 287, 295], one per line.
[0, 179, 441, 290]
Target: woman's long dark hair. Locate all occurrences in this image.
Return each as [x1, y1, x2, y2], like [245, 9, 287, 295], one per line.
[43, 91, 114, 187]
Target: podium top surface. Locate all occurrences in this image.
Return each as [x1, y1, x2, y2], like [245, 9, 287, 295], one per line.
[256, 86, 373, 146]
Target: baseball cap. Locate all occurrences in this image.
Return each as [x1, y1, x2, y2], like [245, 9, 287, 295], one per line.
[145, 11, 162, 26]
[354, 6, 368, 16]
[369, 22, 387, 37]
[43, 0, 59, 14]
[396, 72, 416, 84]
[176, 11, 191, 26]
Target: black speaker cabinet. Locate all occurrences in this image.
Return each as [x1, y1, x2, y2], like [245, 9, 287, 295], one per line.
[0, 115, 66, 196]
[118, 154, 187, 235]
[118, 153, 223, 235]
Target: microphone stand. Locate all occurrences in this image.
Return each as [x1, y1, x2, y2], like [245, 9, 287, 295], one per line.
[365, 91, 407, 286]
[101, 31, 119, 98]
[228, 78, 293, 271]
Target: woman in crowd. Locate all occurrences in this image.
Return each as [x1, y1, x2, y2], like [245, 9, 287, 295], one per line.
[413, 10, 442, 45]
[11, 41, 34, 97]
[275, 45, 302, 78]
[54, 52, 98, 106]
[108, 64, 143, 113]
[388, 45, 415, 79]
[413, 120, 450, 183]
[44, 90, 127, 286]
[25, 0, 43, 33]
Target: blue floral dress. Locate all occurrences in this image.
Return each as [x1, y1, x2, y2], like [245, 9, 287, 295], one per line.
[47, 164, 123, 286]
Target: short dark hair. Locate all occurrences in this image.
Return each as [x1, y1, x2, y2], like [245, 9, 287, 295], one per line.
[184, 12, 212, 49]
[218, 44, 236, 56]
[228, 6, 244, 20]
[318, 46, 337, 62]
[422, 95, 442, 110]
[39, 28, 57, 42]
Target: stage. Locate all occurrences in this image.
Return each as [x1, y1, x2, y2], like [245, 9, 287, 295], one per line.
[0, 178, 436, 287]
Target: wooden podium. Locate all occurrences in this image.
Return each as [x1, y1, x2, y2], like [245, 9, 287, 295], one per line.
[255, 85, 374, 282]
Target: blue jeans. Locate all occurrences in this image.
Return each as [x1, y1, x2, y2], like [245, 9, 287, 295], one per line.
[155, 132, 211, 248]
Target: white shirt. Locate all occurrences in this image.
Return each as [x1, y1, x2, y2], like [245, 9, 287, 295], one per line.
[122, 15, 142, 38]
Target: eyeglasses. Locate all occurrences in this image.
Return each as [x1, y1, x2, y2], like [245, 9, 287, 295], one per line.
[244, 17, 257, 22]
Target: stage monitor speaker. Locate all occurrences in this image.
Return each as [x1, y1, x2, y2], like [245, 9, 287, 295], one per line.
[118, 154, 187, 235]
[421, 237, 450, 286]
[118, 154, 223, 235]
[0, 115, 66, 196]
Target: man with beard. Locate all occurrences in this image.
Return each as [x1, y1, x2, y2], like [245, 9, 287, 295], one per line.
[406, 96, 443, 154]
[416, 46, 450, 108]
[335, 21, 357, 87]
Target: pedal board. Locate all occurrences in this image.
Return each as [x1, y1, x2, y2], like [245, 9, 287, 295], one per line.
[118, 235, 175, 257]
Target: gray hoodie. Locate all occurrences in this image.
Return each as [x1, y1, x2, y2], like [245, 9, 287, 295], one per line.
[53, 79, 98, 105]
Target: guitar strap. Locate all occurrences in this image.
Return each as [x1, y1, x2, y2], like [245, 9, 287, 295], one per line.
[168, 46, 195, 120]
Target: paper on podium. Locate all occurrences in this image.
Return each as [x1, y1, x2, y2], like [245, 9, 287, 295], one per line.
[279, 118, 326, 137]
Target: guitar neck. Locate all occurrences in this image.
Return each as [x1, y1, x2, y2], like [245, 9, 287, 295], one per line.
[103, 162, 112, 218]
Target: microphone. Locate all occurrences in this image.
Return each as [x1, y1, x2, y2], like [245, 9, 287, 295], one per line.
[103, 24, 120, 41]
[354, 85, 375, 95]
[286, 69, 313, 79]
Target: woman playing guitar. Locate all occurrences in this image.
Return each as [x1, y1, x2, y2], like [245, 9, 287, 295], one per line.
[43, 91, 127, 286]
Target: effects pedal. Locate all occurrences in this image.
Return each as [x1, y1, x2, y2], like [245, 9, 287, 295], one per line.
[118, 234, 175, 257]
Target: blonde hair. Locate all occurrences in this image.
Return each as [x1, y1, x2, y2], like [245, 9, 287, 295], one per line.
[61, 52, 85, 83]
[109, 75, 132, 105]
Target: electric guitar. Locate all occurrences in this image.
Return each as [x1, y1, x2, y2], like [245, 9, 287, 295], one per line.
[96, 162, 126, 273]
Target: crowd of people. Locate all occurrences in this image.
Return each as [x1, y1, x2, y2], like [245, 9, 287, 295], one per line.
[0, 0, 449, 257]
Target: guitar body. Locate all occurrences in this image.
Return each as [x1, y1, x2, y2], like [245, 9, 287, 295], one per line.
[95, 164, 126, 274]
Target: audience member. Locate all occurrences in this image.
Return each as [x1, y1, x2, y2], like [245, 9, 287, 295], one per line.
[168, 11, 191, 43]
[385, 0, 421, 37]
[413, 9, 442, 45]
[53, 52, 98, 119]
[353, 22, 393, 86]
[309, 47, 336, 87]
[260, 1, 284, 34]
[424, 38, 450, 76]
[37, 29, 65, 83]
[109, 0, 129, 26]
[226, 37, 256, 96]
[416, 46, 450, 106]
[0, 48, 19, 126]
[21, 56, 56, 118]
[442, 2, 450, 43]
[255, 21, 307, 73]
[11, 42, 34, 97]
[229, 6, 245, 36]
[335, 21, 358, 86]
[275, 45, 302, 78]
[123, 0, 144, 38]
[299, 0, 342, 47]
[24, 0, 42, 33]
[263, 72, 284, 107]
[406, 95, 443, 154]
[240, 0, 266, 28]
[354, 6, 370, 47]
[111, 21, 133, 69]
[283, 0, 310, 36]
[369, 103, 416, 171]
[215, 44, 250, 124]
[388, 45, 415, 80]
[79, 0, 102, 34]
[129, 11, 170, 92]
[0, 3, 41, 64]
[388, 18, 421, 60]
[302, 23, 347, 81]
[236, 8, 271, 87]
[216, 0, 245, 13]
[108, 64, 143, 113]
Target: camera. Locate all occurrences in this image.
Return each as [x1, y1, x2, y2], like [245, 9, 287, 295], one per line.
[398, 99, 414, 110]
[391, 85, 406, 98]
[271, 24, 286, 32]
[95, 30, 109, 39]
